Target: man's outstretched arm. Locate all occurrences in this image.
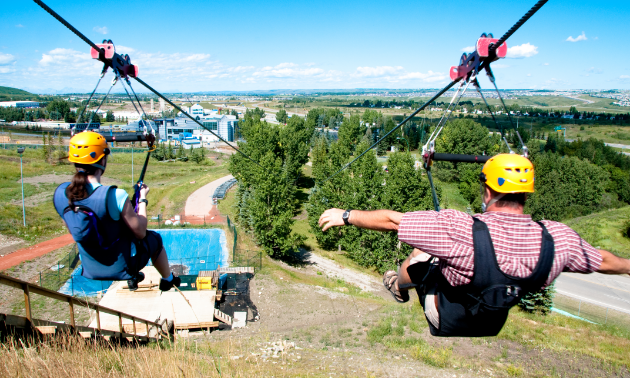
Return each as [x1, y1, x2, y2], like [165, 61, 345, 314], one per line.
[598, 249, 630, 275]
[318, 208, 403, 232]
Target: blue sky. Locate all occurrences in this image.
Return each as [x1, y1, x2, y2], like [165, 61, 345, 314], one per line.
[1, 0, 629, 93]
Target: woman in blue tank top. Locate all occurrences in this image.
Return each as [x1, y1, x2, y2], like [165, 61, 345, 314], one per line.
[54, 131, 180, 291]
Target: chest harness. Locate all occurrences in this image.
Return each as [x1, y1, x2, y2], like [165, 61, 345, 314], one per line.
[53, 184, 146, 281]
[413, 217, 555, 337]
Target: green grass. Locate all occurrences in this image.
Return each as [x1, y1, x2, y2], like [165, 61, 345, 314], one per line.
[0, 147, 229, 243]
[564, 206, 630, 259]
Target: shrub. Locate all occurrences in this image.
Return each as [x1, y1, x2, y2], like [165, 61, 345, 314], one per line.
[518, 283, 555, 315]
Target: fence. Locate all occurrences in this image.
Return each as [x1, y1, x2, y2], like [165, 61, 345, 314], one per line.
[37, 244, 80, 291]
[226, 215, 238, 258]
[232, 249, 263, 271]
[213, 178, 237, 200]
[148, 214, 226, 227]
[553, 293, 630, 330]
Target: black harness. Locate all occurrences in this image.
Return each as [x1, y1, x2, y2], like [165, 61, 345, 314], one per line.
[415, 217, 555, 337]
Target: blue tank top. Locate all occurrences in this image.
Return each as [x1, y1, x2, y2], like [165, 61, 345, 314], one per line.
[53, 182, 138, 281]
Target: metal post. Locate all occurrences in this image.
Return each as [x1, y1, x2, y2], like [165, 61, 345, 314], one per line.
[20, 153, 25, 227]
[131, 145, 134, 185]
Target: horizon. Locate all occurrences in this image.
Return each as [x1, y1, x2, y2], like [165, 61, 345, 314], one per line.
[1, 0, 629, 93]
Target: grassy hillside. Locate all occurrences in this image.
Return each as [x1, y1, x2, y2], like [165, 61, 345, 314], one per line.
[0, 86, 38, 101]
[0, 86, 33, 96]
[565, 206, 630, 259]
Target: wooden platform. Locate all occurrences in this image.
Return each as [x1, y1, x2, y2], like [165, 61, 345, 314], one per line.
[90, 267, 218, 332]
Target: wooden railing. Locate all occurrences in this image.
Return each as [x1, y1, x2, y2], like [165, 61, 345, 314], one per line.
[0, 273, 171, 341]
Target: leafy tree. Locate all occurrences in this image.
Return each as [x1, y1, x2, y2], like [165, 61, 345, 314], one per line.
[46, 99, 70, 120]
[337, 114, 364, 156]
[275, 109, 288, 124]
[525, 153, 609, 221]
[176, 145, 188, 162]
[105, 110, 115, 122]
[229, 116, 311, 258]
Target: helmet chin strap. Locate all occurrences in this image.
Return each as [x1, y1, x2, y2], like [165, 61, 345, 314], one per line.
[480, 184, 507, 213]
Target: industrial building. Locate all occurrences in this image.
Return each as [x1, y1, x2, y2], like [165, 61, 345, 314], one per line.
[154, 114, 237, 143]
[0, 101, 40, 108]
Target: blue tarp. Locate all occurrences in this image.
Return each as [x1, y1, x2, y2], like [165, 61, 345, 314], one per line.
[151, 229, 228, 275]
[58, 228, 228, 296]
[58, 266, 113, 297]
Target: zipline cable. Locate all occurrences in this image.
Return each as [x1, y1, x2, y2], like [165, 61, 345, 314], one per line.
[488, 0, 548, 56]
[32, 0, 262, 169]
[87, 76, 117, 128]
[133, 77, 262, 168]
[75, 70, 106, 126]
[473, 79, 512, 152]
[322, 78, 461, 182]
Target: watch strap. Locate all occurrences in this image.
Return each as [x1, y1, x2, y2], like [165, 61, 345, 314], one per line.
[343, 209, 352, 226]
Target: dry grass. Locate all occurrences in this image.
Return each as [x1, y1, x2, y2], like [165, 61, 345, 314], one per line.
[0, 333, 325, 378]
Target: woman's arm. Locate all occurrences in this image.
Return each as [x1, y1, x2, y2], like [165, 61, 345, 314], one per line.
[120, 184, 149, 239]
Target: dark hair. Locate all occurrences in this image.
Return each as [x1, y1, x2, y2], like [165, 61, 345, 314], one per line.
[486, 185, 527, 209]
[66, 163, 100, 206]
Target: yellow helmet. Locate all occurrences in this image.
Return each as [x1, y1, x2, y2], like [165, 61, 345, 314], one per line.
[68, 131, 109, 166]
[480, 154, 534, 193]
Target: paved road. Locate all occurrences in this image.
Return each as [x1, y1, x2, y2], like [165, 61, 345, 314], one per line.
[554, 272, 630, 314]
[184, 174, 234, 216]
[565, 138, 630, 156]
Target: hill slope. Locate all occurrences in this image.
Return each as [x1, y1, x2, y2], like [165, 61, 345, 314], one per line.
[0, 86, 38, 101]
[0, 86, 34, 96]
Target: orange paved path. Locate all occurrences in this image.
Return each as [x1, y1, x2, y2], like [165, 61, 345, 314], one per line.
[0, 234, 74, 271]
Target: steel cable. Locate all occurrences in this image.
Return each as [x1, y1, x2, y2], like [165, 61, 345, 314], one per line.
[322, 78, 461, 183]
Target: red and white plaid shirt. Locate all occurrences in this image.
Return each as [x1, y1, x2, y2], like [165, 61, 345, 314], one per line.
[398, 210, 602, 287]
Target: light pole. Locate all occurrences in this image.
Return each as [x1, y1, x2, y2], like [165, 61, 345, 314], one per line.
[18, 147, 26, 227]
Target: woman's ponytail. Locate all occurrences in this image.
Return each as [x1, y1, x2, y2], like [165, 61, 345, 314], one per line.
[66, 164, 99, 206]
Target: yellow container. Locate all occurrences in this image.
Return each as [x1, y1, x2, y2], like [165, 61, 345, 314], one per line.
[196, 276, 214, 290]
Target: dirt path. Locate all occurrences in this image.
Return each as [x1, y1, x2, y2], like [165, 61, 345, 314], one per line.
[300, 250, 382, 292]
[184, 174, 234, 216]
[0, 234, 74, 271]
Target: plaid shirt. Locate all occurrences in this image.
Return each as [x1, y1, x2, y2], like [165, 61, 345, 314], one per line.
[398, 210, 602, 287]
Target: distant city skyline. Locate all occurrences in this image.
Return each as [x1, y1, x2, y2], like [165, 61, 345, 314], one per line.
[1, 0, 629, 93]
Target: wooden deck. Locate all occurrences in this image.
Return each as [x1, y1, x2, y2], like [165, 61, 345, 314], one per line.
[90, 267, 218, 332]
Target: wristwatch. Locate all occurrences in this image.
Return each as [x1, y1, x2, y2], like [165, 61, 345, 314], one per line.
[139, 199, 149, 206]
[342, 209, 352, 226]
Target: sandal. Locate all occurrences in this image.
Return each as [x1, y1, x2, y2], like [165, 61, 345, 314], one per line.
[383, 270, 409, 303]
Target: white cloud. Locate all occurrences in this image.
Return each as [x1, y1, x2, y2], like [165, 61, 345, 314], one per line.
[587, 67, 602, 74]
[621, 75, 630, 80]
[506, 43, 538, 58]
[93, 26, 109, 35]
[461, 46, 475, 52]
[527, 73, 532, 77]
[399, 70, 447, 82]
[0, 53, 16, 65]
[353, 66, 403, 78]
[566, 32, 587, 42]
[15, 24, 23, 28]
[115, 45, 136, 54]
[543, 63, 549, 66]
[253, 63, 324, 78]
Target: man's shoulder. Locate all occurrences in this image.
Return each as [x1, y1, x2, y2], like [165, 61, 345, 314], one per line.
[538, 219, 581, 238]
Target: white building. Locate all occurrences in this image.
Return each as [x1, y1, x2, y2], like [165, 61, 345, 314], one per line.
[155, 114, 237, 143]
[0, 101, 40, 108]
[194, 114, 238, 143]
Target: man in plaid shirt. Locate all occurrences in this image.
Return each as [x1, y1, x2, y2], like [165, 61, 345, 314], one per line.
[319, 154, 630, 334]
